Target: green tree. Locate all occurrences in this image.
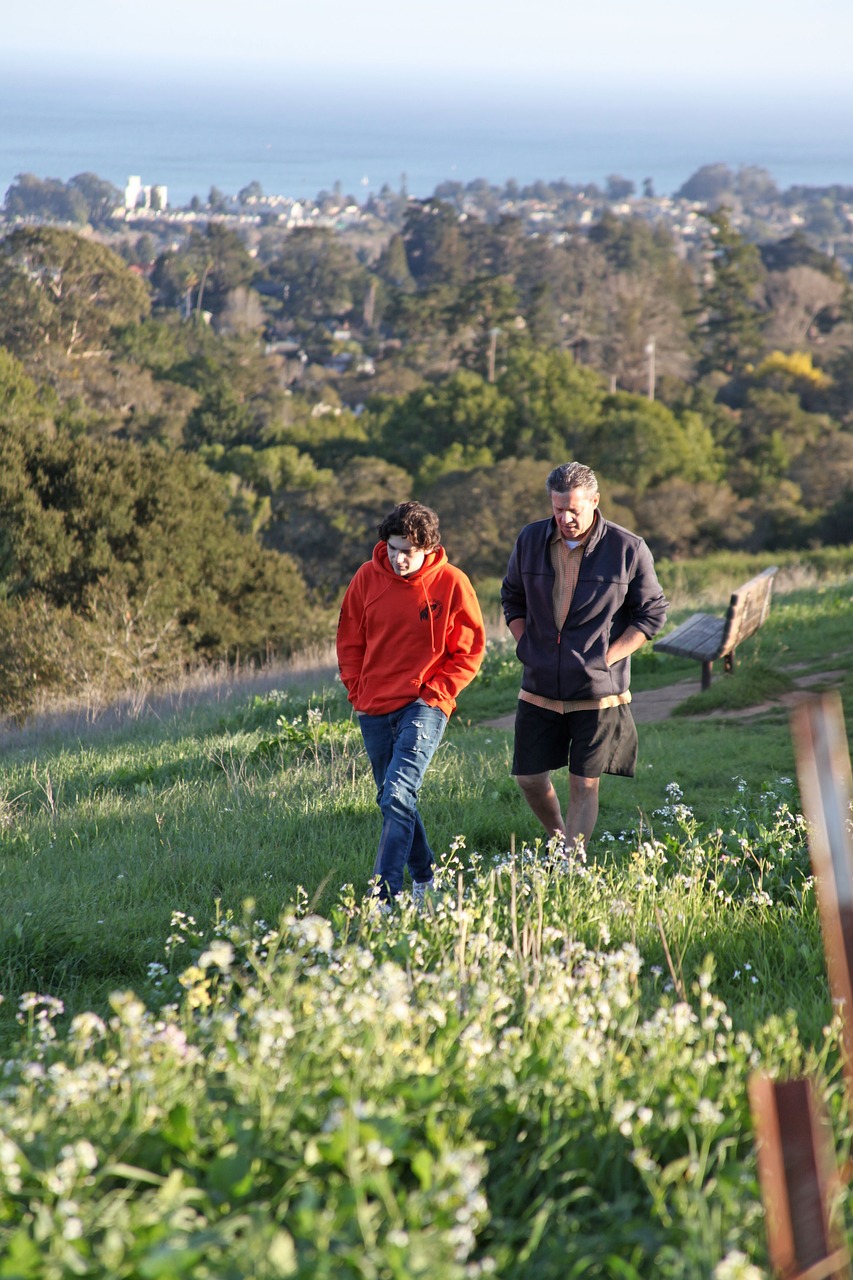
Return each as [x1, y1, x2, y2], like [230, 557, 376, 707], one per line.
[415, 441, 496, 490]
[0, 420, 313, 661]
[112, 316, 190, 375]
[375, 233, 416, 292]
[208, 185, 229, 213]
[200, 442, 328, 496]
[586, 394, 720, 494]
[152, 223, 255, 318]
[676, 164, 735, 203]
[238, 180, 264, 204]
[734, 165, 778, 204]
[0, 348, 56, 429]
[0, 227, 151, 361]
[261, 398, 369, 470]
[631, 477, 750, 559]
[67, 172, 123, 225]
[402, 200, 468, 288]
[728, 387, 828, 497]
[512, 237, 608, 353]
[367, 370, 515, 474]
[3, 173, 88, 224]
[267, 456, 413, 595]
[496, 346, 604, 459]
[447, 276, 521, 377]
[381, 283, 461, 371]
[588, 213, 680, 276]
[605, 175, 635, 201]
[696, 210, 766, 375]
[166, 333, 286, 448]
[184, 379, 255, 447]
[422, 457, 548, 579]
[260, 227, 370, 320]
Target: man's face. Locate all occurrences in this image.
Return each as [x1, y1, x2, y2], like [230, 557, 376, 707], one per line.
[386, 535, 433, 577]
[550, 487, 599, 540]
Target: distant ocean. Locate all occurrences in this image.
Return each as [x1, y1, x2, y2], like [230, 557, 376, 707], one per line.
[2, 66, 852, 207]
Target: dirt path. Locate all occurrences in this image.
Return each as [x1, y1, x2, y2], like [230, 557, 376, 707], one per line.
[481, 670, 847, 731]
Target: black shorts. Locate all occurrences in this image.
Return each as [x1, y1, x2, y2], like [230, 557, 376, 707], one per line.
[511, 699, 638, 779]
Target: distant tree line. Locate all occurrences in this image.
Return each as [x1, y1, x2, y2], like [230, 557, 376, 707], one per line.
[4, 172, 123, 228]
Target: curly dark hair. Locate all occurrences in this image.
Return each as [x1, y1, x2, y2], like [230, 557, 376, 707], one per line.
[377, 502, 441, 549]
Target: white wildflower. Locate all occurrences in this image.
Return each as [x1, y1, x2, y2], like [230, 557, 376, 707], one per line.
[714, 1250, 763, 1280]
[198, 940, 235, 972]
[694, 1098, 724, 1127]
[287, 914, 334, 953]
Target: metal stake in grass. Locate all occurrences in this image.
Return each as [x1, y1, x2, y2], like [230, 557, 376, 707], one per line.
[748, 1075, 850, 1280]
[792, 691, 853, 1097]
[749, 689, 853, 1279]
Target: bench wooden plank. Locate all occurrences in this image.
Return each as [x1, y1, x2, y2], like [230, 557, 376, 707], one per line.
[654, 566, 778, 689]
[653, 613, 726, 661]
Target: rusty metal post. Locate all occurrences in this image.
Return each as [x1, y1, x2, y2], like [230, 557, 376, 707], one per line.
[791, 692, 853, 1093]
[744, 693, 853, 1277]
[749, 1075, 850, 1279]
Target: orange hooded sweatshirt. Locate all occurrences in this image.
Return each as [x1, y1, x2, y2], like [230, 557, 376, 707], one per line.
[336, 541, 486, 719]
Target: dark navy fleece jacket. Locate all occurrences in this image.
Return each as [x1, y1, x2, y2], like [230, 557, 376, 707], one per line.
[500, 514, 668, 703]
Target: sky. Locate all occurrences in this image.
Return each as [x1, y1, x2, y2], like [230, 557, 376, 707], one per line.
[5, 0, 853, 96]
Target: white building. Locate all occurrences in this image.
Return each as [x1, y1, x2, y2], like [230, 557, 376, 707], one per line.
[124, 176, 168, 212]
[125, 175, 143, 210]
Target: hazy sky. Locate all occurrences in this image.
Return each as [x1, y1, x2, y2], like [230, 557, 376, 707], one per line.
[5, 0, 852, 93]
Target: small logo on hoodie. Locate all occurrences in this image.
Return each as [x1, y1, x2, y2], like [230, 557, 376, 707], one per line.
[420, 600, 443, 623]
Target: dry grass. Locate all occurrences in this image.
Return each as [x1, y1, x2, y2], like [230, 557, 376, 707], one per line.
[0, 643, 340, 752]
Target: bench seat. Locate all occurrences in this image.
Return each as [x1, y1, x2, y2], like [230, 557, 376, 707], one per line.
[654, 566, 778, 689]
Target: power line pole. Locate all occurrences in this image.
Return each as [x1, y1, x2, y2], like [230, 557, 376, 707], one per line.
[487, 327, 501, 383]
[645, 335, 656, 401]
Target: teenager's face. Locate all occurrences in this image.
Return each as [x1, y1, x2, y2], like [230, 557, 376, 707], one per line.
[550, 487, 599, 539]
[386, 536, 434, 577]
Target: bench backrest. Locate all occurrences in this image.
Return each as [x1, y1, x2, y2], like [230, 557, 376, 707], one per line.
[720, 567, 778, 654]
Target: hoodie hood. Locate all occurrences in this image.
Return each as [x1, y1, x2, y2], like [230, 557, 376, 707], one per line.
[371, 542, 449, 652]
[372, 540, 448, 583]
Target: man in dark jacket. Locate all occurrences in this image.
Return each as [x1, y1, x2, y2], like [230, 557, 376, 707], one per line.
[501, 462, 667, 852]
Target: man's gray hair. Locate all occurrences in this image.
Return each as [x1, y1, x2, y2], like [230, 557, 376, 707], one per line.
[545, 462, 599, 496]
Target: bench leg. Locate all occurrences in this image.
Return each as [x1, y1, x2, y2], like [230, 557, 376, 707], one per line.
[724, 651, 735, 675]
[702, 660, 713, 691]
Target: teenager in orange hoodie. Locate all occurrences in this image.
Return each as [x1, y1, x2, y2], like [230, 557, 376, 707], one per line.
[337, 502, 486, 904]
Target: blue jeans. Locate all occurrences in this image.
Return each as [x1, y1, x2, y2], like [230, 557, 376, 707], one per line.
[357, 700, 448, 900]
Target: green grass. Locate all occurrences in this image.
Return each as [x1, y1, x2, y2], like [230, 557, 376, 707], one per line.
[0, 569, 851, 1274]
[1, 578, 851, 1043]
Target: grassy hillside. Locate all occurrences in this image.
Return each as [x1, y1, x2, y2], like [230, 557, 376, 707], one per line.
[0, 567, 851, 1275]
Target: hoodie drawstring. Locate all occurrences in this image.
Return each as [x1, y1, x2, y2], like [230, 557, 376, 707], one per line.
[420, 577, 436, 652]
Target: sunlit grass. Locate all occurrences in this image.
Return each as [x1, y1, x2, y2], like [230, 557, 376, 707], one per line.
[0, 570, 851, 1273]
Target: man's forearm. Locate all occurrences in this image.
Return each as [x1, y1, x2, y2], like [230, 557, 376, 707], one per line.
[606, 625, 648, 666]
[508, 617, 526, 643]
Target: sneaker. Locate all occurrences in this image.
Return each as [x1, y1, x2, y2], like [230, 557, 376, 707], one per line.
[412, 878, 434, 908]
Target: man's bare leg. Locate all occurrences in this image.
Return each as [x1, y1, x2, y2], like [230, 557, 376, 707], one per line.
[566, 773, 600, 849]
[514, 772, 565, 840]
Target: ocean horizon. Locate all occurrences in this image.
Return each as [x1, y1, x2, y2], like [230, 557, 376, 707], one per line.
[2, 64, 853, 208]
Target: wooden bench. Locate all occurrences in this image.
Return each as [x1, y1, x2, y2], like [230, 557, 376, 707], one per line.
[653, 566, 778, 690]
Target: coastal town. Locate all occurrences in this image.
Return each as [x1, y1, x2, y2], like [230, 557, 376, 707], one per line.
[4, 163, 853, 275]
[106, 164, 853, 272]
